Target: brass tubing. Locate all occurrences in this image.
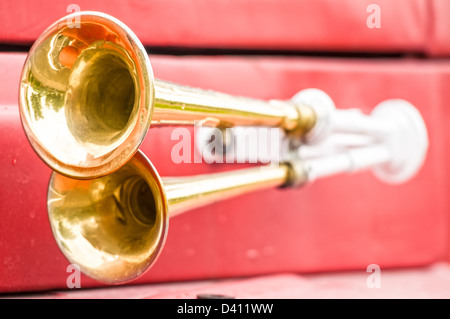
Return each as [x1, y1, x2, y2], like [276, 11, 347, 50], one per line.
[164, 164, 291, 217]
[152, 79, 312, 131]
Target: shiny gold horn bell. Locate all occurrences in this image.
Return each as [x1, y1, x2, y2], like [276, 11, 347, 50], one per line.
[19, 11, 316, 180]
[47, 150, 308, 283]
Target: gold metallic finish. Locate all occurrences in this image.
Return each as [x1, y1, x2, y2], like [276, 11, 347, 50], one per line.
[19, 12, 154, 180]
[19, 11, 316, 179]
[47, 150, 306, 283]
[164, 164, 291, 217]
[152, 79, 307, 131]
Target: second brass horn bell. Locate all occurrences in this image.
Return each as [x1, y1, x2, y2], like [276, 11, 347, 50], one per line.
[19, 11, 317, 179]
[48, 150, 310, 283]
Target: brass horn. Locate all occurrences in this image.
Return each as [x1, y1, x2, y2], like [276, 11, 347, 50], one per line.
[19, 11, 317, 179]
[47, 150, 309, 283]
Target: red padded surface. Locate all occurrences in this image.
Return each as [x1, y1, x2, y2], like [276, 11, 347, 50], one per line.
[148, 263, 450, 299]
[0, 53, 448, 293]
[426, 0, 450, 56]
[0, 0, 428, 53]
